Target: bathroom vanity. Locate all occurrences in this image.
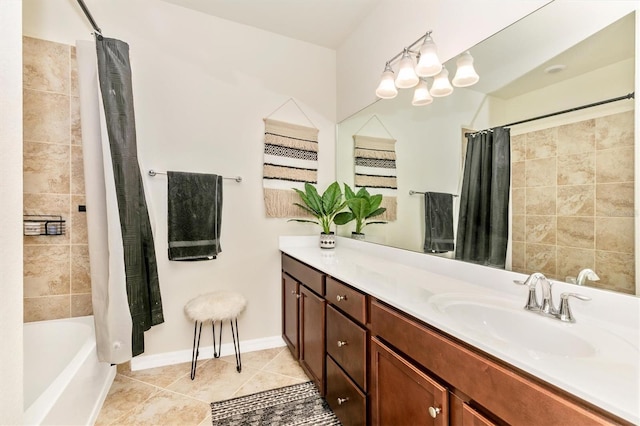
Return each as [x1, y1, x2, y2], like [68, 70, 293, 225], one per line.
[280, 236, 639, 425]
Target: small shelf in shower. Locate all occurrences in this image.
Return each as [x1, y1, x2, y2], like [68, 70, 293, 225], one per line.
[23, 215, 66, 236]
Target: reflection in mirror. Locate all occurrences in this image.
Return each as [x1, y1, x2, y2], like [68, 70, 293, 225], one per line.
[336, 2, 637, 295]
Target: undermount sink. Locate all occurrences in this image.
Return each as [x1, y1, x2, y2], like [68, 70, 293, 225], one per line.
[429, 294, 597, 358]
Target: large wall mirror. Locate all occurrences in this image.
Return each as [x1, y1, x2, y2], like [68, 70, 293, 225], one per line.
[336, 1, 638, 296]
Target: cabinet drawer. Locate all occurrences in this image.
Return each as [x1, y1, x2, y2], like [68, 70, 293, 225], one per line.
[326, 276, 367, 323]
[326, 305, 367, 390]
[282, 254, 325, 295]
[326, 355, 366, 426]
[371, 300, 620, 426]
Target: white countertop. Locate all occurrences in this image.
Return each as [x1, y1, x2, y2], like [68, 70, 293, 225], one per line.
[280, 236, 640, 424]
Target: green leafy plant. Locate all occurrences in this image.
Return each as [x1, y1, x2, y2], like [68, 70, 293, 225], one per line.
[334, 184, 387, 234]
[289, 182, 347, 234]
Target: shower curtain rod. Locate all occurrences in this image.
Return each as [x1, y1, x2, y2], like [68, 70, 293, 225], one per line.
[467, 92, 635, 136]
[76, 0, 102, 35]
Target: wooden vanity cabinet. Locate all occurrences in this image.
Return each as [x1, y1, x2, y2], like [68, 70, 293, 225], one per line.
[281, 254, 326, 395]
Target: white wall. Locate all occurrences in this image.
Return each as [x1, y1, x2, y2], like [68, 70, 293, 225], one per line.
[0, 0, 24, 423]
[336, 0, 551, 121]
[23, 0, 336, 358]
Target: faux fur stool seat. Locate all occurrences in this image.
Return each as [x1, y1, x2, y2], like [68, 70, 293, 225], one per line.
[184, 291, 247, 380]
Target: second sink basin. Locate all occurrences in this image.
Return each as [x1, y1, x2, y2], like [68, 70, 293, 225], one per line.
[429, 294, 597, 358]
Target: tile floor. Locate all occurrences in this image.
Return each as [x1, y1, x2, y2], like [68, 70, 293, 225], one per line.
[95, 346, 310, 426]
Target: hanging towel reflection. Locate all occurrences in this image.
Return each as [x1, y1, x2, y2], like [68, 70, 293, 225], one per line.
[168, 171, 223, 261]
[424, 192, 454, 253]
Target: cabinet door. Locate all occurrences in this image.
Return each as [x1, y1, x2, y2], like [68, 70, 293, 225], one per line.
[462, 404, 496, 426]
[282, 273, 299, 359]
[300, 284, 326, 395]
[371, 337, 448, 426]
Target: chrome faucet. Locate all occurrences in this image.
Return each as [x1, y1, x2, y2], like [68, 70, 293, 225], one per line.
[576, 268, 599, 286]
[514, 272, 590, 322]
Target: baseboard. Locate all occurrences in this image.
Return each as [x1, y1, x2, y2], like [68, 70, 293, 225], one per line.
[130, 335, 286, 371]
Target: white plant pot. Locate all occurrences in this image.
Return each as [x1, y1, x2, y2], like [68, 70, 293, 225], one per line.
[319, 232, 336, 249]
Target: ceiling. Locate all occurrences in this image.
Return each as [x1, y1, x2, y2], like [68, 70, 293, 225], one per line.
[159, 0, 381, 49]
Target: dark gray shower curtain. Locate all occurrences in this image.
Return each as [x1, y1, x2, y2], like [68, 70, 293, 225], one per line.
[96, 37, 164, 357]
[455, 127, 510, 268]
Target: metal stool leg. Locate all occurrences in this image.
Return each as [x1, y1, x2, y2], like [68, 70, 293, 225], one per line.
[212, 320, 222, 358]
[190, 321, 203, 380]
[230, 318, 242, 373]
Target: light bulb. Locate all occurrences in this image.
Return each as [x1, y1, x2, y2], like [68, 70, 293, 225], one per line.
[415, 34, 442, 77]
[395, 49, 419, 89]
[452, 51, 479, 87]
[430, 67, 453, 97]
[375, 63, 398, 99]
[412, 79, 433, 106]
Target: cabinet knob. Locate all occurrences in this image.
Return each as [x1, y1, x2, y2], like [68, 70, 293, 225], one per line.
[337, 397, 349, 405]
[428, 406, 441, 418]
[337, 340, 348, 347]
[336, 295, 347, 302]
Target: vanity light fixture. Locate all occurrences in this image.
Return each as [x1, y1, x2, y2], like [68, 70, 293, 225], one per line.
[375, 31, 480, 105]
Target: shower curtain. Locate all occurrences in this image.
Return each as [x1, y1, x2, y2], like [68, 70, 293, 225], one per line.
[77, 37, 163, 363]
[455, 127, 511, 268]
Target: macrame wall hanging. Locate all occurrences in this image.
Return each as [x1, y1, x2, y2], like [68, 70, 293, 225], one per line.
[353, 115, 397, 221]
[263, 98, 319, 218]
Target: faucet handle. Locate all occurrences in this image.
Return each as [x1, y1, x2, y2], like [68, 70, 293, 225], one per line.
[557, 292, 591, 323]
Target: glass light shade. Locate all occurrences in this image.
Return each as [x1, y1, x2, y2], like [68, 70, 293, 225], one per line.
[411, 79, 433, 106]
[430, 67, 453, 97]
[452, 51, 480, 87]
[375, 65, 398, 99]
[415, 35, 442, 77]
[395, 50, 419, 89]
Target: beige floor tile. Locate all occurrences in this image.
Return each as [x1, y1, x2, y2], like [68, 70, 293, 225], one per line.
[95, 375, 159, 425]
[121, 361, 195, 388]
[110, 389, 210, 426]
[219, 346, 284, 370]
[262, 348, 310, 380]
[167, 358, 259, 403]
[232, 370, 307, 398]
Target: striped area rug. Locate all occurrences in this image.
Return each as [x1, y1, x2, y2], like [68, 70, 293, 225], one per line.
[353, 135, 397, 220]
[263, 118, 319, 218]
[211, 381, 341, 426]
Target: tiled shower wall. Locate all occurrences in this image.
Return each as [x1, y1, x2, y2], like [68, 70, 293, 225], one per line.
[22, 36, 92, 321]
[511, 111, 635, 294]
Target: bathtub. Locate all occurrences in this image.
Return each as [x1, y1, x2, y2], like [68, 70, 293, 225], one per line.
[24, 316, 116, 425]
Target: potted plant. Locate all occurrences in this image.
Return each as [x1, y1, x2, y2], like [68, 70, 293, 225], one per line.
[289, 182, 347, 249]
[334, 184, 387, 240]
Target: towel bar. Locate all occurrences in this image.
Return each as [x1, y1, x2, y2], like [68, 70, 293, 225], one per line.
[409, 190, 458, 197]
[148, 169, 242, 183]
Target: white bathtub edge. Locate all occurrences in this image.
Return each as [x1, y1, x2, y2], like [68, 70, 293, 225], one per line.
[130, 335, 285, 371]
[87, 365, 116, 426]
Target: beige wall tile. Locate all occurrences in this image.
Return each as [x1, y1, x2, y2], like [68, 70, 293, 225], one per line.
[524, 243, 556, 277]
[23, 245, 70, 297]
[525, 127, 556, 159]
[596, 146, 634, 183]
[511, 134, 526, 162]
[525, 157, 556, 187]
[557, 216, 594, 249]
[525, 215, 556, 245]
[512, 161, 525, 188]
[596, 182, 634, 217]
[70, 46, 79, 97]
[556, 246, 595, 283]
[71, 195, 88, 244]
[71, 293, 93, 317]
[595, 250, 635, 294]
[512, 188, 525, 215]
[71, 96, 82, 145]
[596, 110, 634, 150]
[512, 214, 525, 242]
[557, 152, 594, 185]
[525, 187, 556, 215]
[71, 145, 85, 194]
[23, 89, 70, 143]
[24, 295, 70, 322]
[23, 36, 69, 94]
[23, 141, 70, 194]
[557, 119, 594, 156]
[511, 241, 525, 270]
[596, 217, 634, 253]
[71, 244, 91, 293]
[557, 185, 594, 216]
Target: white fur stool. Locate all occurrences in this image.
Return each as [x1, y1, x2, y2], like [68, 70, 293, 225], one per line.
[184, 291, 247, 380]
